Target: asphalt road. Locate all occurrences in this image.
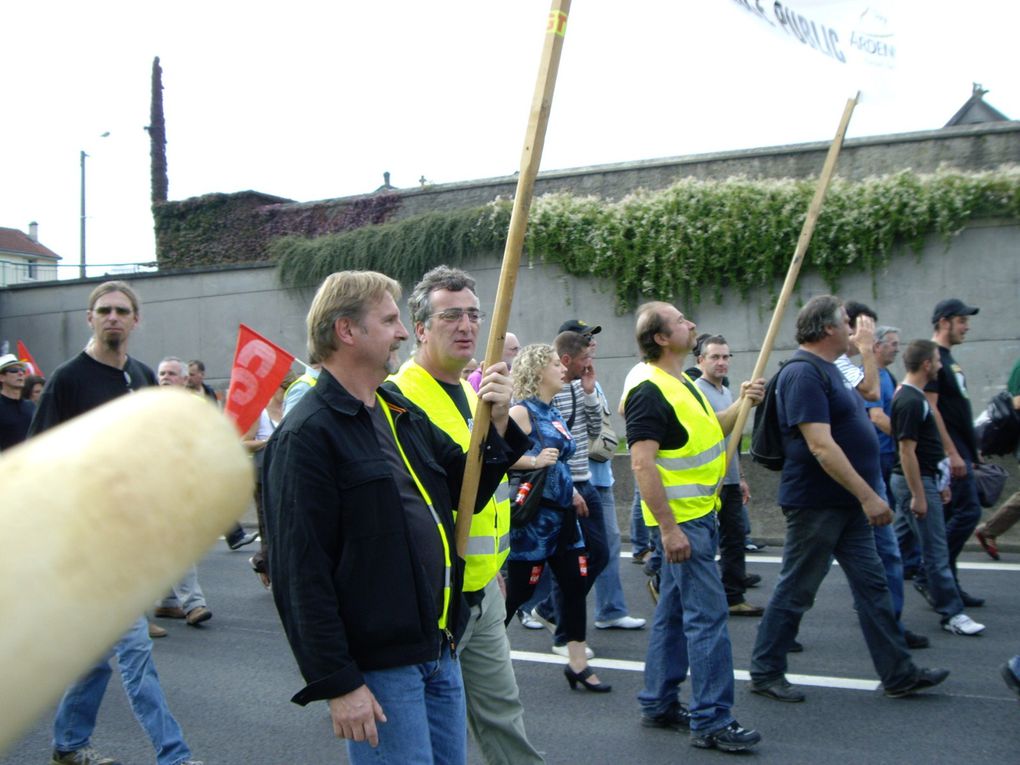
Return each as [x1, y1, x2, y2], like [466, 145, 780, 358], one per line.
[4, 541, 1019, 765]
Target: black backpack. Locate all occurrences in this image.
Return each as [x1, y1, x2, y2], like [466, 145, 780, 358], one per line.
[976, 390, 1020, 456]
[751, 355, 832, 471]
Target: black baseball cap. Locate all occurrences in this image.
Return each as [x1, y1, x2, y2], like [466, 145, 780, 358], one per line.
[558, 319, 601, 336]
[931, 298, 979, 325]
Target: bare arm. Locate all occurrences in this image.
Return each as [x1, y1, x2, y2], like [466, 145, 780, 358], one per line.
[508, 404, 558, 470]
[897, 438, 927, 519]
[798, 421, 891, 525]
[868, 407, 891, 436]
[631, 439, 690, 561]
[924, 389, 966, 478]
[851, 316, 879, 401]
[715, 378, 765, 435]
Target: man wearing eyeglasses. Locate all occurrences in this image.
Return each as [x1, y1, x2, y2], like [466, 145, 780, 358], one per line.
[0, 354, 34, 449]
[385, 265, 543, 765]
[29, 281, 203, 765]
[694, 335, 763, 618]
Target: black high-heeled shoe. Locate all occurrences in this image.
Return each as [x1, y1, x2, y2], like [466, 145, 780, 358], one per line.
[564, 665, 612, 693]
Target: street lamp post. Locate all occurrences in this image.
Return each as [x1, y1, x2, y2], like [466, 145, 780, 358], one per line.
[79, 132, 109, 280]
[79, 150, 87, 279]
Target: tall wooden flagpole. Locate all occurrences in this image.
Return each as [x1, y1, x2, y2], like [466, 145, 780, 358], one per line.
[455, 0, 571, 556]
[721, 93, 859, 478]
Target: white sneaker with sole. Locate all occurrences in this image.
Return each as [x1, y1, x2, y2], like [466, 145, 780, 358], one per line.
[551, 643, 594, 659]
[530, 607, 556, 634]
[517, 610, 544, 630]
[943, 613, 985, 635]
[594, 615, 647, 630]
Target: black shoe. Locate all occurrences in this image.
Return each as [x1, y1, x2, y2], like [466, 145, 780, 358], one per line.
[788, 639, 804, 653]
[228, 531, 258, 550]
[745, 540, 768, 553]
[741, 573, 762, 588]
[564, 665, 612, 693]
[642, 701, 691, 730]
[913, 580, 936, 608]
[884, 667, 950, 698]
[691, 721, 761, 752]
[959, 589, 985, 608]
[904, 630, 930, 649]
[902, 566, 918, 580]
[750, 677, 805, 703]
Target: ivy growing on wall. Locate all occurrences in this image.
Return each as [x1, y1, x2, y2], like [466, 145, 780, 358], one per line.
[273, 167, 1020, 310]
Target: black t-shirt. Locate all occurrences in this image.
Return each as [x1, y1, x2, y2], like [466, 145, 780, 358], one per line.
[0, 395, 35, 450]
[890, 384, 944, 476]
[436, 380, 472, 423]
[625, 379, 695, 449]
[923, 345, 976, 460]
[367, 402, 446, 619]
[777, 350, 882, 509]
[29, 351, 156, 435]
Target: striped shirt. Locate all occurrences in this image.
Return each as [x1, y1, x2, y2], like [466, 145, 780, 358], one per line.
[551, 379, 602, 483]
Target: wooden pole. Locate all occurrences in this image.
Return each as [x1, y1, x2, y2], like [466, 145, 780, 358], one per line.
[0, 390, 253, 753]
[721, 93, 859, 478]
[455, 0, 571, 556]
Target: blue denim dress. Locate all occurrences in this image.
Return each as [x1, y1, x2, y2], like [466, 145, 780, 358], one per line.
[508, 398, 585, 561]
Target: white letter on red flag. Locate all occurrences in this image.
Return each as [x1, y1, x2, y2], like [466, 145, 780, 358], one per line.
[223, 324, 295, 435]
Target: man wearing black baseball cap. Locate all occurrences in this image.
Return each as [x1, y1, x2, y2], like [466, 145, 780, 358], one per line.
[921, 298, 984, 608]
[559, 319, 601, 337]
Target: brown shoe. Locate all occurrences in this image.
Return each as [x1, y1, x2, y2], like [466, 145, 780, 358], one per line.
[147, 622, 168, 639]
[186, 606, 213, 626]
[729, 601, 765, 617]
[153, 606, 186, 619]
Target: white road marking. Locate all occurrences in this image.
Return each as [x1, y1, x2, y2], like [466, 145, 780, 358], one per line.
[622, 551, 1020, 572]
[510, 650, 881, 691]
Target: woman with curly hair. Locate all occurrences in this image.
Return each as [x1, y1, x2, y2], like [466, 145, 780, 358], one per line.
[503, 343, 610, 693]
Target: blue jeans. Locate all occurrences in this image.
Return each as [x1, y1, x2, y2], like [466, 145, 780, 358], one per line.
[944, 459, 983, 574]
[890, 473, 965, 620]
[637, 512, 736, 733]
[870, 523, 904, 620]
[630, 488, 650, 553]
[53, 617, 192, 765]
[750, 505, 915, 689]
[350, 644, 466, 765]
[594, 484, 628, 622]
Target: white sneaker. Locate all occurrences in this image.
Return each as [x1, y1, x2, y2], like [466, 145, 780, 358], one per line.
[517, 610, 544, 630]
[530, 607, 557, 634]
[594, 615, 647, 630]
[943, 613, 985, 635]
[551, 643, 594, 659]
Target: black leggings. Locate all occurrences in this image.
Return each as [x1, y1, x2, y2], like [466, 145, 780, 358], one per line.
[504, 549, 589, 643]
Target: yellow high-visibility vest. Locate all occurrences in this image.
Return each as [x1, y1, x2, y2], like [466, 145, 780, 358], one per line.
[623, 363, 725, 526]
[388, 360, 511, 591]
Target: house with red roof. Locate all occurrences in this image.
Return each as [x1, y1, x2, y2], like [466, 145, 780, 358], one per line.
[0, 223, 61, 286]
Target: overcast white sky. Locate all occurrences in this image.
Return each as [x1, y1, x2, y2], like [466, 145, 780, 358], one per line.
[2, 1, 1017, 276]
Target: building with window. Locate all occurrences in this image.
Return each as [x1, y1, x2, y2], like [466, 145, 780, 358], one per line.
[0, 223, 61, 286]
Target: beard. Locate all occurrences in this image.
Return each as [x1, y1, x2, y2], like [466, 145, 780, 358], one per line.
[384, 349, 401, 375]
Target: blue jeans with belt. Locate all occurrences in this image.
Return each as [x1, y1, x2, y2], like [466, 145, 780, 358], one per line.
[52, 616, 192, 765]
[350, 643, 466, 765]
[637, 512, 736, 733]
[890, 473, 965, 620]
[750, 505, 915, 689]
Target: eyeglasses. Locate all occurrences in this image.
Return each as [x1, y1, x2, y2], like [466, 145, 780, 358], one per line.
[3, 367, 25, 374]
[94, 306, 133, 316]
[429, 308, 485, 324]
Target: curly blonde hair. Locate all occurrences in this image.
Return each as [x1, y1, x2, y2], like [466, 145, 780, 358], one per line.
[512, 343, 558, 401]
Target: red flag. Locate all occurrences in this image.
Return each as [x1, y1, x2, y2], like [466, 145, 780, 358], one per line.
[223, 324, 295, 435]
[17, 341, 43, 377]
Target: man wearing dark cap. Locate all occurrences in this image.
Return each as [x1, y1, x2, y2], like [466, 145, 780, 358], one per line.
[0, 353, 34, 450]
[919, 298, 984, 607]
[559, 319, 601, 338]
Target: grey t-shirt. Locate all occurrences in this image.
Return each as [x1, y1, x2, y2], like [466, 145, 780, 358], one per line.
[368, 403, 445, 618]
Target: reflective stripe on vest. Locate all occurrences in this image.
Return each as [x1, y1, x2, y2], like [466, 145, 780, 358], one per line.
[622, 363, 725, 526]
[378, 395, 453, 630]
[388, 360, 511, 590]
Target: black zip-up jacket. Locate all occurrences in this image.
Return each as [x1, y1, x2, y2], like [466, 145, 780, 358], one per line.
[263, 368, 527, 705]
